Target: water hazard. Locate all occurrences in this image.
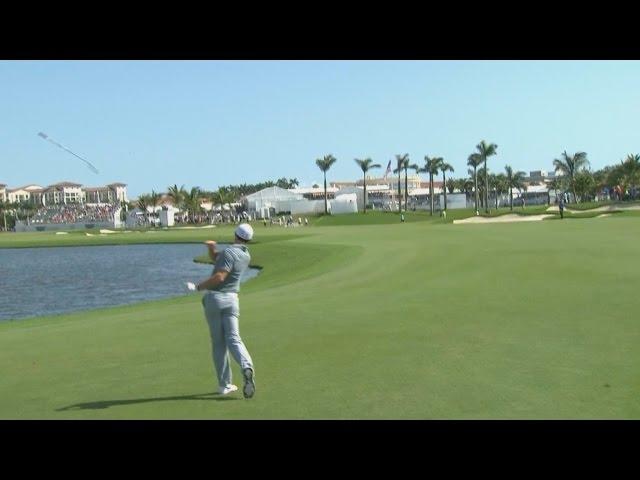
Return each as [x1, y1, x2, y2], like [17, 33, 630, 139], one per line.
[0, 243, 259, 321]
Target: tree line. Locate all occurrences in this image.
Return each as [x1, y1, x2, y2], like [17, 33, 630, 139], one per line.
[2, 148, 640, 229]
[314, 145, 640, 215]
[131, 177, 300, 224]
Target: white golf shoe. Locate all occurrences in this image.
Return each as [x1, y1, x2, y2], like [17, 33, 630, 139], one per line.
[218, 384, 238, 395]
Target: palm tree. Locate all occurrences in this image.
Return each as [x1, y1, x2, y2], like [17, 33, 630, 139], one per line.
[547, 177, 564, 202]
[403, 158, 419, 207]
[148, 190, 161, 225]
[476, 140, 498, 213]
[422, 156, 443, 216]
[213, 187, 235, 221]
[408, 162, 421, 209]
[446, 177, 456, 194]
[494, 173, 507, 209]
[553, 151, 589, 204]
[621, 154, 640, 198]
[504, 165, 526, 211]
[574, 171, 596, 202]
[354, 158, 381, 213]
[167, 184, 186, 210]
[518, 183, 528, 207]
[462, 178, 474, 198]
[205, 190, 221, 222]
[392, 154, 409, 212]
[137, 195, 150, 225]
[0, 200, 8, 231]
[184, 187, 202, 223]
[315, 154, 337, 214]
[467, 153, 483, 214]
[440, 162, 454, 211]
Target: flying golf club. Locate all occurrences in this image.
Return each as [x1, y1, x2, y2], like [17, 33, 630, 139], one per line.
[38, 132, 100, 174]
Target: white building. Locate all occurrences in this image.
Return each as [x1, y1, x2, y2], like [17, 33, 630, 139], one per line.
[528, 169, 565, 184]
[355, 174, 422, 193]
[5, 184, 45, 204]
[0, 181, 128, 205]
[290, 186, 339, 199]
[43, 182, 84, 204]
[84, 183, 128, 204]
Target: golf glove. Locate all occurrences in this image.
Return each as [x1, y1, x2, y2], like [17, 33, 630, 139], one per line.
[186, 282, 197, 292]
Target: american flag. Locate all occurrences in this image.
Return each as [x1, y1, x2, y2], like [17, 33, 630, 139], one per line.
[383, 160, 391, 179]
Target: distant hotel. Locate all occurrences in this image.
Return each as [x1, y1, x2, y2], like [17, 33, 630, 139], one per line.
[0, 182, 128, 205]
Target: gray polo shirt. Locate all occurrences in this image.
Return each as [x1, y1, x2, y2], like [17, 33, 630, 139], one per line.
[211, 244, 251, 293]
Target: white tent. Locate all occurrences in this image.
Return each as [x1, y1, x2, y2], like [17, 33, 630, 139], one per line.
[245, 187, 304, 215]
[330, 193, 358, 214]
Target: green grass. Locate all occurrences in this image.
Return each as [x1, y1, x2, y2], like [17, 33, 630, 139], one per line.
[0, 224, 310, 249]
[1, 214, 639, 418]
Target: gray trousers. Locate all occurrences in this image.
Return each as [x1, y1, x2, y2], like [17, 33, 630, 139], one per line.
[202, 291, 253, 388]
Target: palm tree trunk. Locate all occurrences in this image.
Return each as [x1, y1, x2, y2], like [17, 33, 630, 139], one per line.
[443, 172, 447, 210]
[429, 173, 434, 216]
[474, 168, 479, 214]
[397, 174, 402, 212]
[363, 173, 367, 214]
[484, 159, 489, 213]
[404, 166, 408, 208]
[324, 172, 328, 214]
[510, 187, 513, 210]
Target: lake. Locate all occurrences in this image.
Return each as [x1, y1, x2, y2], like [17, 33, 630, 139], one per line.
[0, 243, 260, 321]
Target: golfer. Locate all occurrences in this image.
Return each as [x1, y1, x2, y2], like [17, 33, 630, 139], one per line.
[558, 196, 565, 219]
[186, 223, 256, 398]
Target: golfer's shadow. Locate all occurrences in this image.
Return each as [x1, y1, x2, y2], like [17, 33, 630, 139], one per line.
[56, 391, 240, 411]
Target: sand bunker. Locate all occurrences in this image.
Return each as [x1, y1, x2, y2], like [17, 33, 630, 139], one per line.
[55, 232, 68, 235]
[454, 214, 554, 224]
[99, 229, 117, 234]
[546, 204, 640, 213]
[597, 214, 612, 218]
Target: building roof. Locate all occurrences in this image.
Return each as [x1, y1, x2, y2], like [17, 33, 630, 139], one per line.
[48, 181, 83, 188]
[107, 182, 127, 187]
[361, 174, 423, 183]
[419, 181, 444, 189]
[245, 186, 303, 200]
[7, 185, 45, 193]
[522, 184, 550, 193]
[329, 181, 357, 188]
[409, 187, 444, 195]
[290, 186, 339, 195]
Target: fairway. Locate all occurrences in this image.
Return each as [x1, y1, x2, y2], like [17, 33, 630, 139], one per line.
[1, 214, 639, 419]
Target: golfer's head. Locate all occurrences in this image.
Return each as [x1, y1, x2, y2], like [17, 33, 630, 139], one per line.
[235, 223, 253, 243]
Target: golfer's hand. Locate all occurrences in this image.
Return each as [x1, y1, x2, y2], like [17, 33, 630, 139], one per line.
[186, 282, 197, 292]
[204, 240, 217, 248]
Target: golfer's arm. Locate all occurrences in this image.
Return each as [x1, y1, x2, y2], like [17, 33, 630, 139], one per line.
[197, 270, 229, 291]
[207, 245, 218, 261]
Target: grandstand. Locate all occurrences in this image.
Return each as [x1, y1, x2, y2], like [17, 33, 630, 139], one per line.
[30, 203, 120, 224]
[16, 202, 123, 232]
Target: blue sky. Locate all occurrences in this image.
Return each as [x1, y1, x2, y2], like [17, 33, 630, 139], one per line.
[1, 60, 639, 197]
